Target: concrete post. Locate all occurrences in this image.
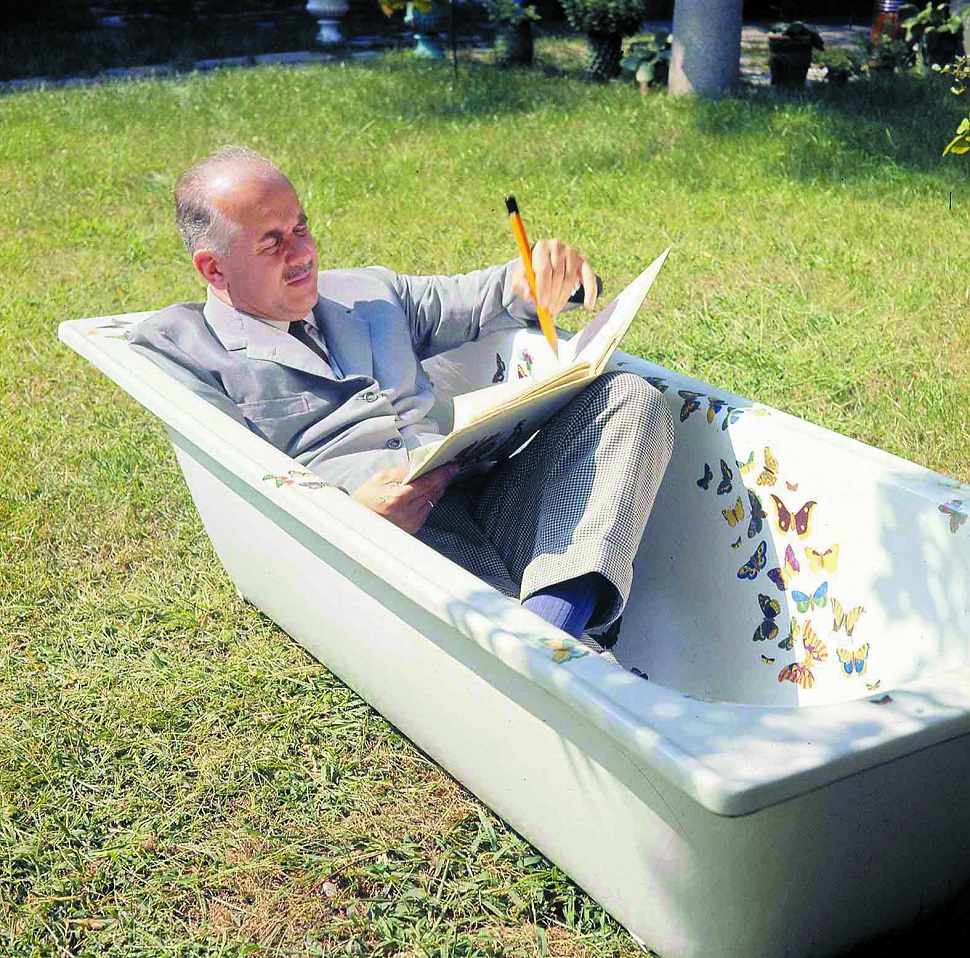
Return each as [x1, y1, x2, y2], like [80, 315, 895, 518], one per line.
[668, 0, 744, 98]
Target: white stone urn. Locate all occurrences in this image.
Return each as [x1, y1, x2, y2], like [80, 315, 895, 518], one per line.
[306, 0, 348, 46]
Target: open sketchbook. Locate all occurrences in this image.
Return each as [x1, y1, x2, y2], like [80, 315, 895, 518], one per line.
[405, 248, 671, 483]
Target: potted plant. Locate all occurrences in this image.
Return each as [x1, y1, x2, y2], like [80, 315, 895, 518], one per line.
[380, 0, 444, 58]
[483, 0, 540, 67]
[620, 28, 671, 90]
[818, 48, 863, 85]
[861, 19, 914, 75]
[559, 0, 657, 83]
[767, 21, 825, 88]
[900, 2, 963, 68]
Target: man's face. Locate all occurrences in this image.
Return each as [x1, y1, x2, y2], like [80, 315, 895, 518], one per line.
[204, 165, 319, 322]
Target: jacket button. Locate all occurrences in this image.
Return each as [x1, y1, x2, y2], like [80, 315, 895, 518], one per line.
[385, 437, 403, 450]
[363, 391, 378, 403]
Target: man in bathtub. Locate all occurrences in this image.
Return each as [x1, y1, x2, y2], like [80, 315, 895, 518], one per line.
[130, 146, 674, 641]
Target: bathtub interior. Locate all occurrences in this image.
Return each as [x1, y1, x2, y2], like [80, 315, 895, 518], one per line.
[424, 324, 970, 708]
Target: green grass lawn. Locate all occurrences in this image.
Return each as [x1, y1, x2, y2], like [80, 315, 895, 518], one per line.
[2, 48, 969, 957]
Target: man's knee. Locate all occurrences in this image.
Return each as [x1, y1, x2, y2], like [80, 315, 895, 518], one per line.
[599, 371, 675, 458]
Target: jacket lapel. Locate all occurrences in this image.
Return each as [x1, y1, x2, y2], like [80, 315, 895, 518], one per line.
[314, 298, 373, 379]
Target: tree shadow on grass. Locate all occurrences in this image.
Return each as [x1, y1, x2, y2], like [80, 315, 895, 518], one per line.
[687, 72, 968, 183]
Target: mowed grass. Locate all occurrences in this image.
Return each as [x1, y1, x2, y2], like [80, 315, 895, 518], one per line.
[2, 51, 970, 957]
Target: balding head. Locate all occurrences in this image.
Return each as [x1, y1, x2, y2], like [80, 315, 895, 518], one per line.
[174, 145, 285, 256]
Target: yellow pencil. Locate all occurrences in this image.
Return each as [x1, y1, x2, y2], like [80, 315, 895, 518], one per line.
[505, 196, 558, 359]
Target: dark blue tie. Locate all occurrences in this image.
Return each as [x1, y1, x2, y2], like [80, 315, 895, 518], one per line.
[289, 320, 330, 366]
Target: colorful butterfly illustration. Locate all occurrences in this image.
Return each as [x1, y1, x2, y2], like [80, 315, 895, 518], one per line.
[770, 496, 817, 539]
[631, 667, 649, 680]
[731, 536, 743, 550]
[757, 446, 779, 487]
[707, 397, 728, 424]
[866, 680, 881, 692]
[678, 390, 704, 422]
[697, 463, 714, 491]
[831, 598, 864, 637]
[516, 364, 528, 379]
[806, 544, 839, 575]
[753, 593, 781, 642]
[801, 620, 828, 662]
[717, 459, 734, 496]
[778, 621, 827, 689]
[786, 481, 799, 491]
[541, 637, 589, 662]
[644, 376, 669, 393]
[737, 451, 756, 474]
[761, 655, 776, 665]
[778, 661, 815, 689]
[747, 490, 766, 539]
[767, 543, 801, 592]
[778, 618, 798, 652]
[722, 497, 745, 527]
[492, 353, 506, 383]
[520, 348, 534, 373]
[939, 500, 968, 534]
[792, 581, 828, 613]
[837, 644, 870, 677]
[721, 406, 746, 431]
[737, 540, 768, 580]
[263, 470, 330, 489]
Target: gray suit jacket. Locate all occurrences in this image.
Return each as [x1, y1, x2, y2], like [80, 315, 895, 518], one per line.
[129, 261, 538, 492]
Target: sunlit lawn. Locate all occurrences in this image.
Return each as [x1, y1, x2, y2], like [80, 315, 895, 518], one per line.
[1, 45, 969, 957]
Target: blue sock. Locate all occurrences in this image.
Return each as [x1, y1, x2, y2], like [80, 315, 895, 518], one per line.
[523, 573, 602, 638]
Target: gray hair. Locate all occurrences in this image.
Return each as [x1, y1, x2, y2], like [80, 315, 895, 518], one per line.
[173, 145, 275, 256]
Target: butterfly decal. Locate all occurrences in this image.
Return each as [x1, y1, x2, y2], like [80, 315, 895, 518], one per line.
[757, 446, 779, 487]
[678, 390, 704, 423]
[778, 620, 827, 689]
[786, 481, 799, 491]
[805, 544, 839, 575]
[767, 544, 800, 592]
[747, 490, 766, 539]
[761, 655, 776, 665]
[737, 540, 768, 580]
[837, 644, 870, 677]
[778, 618, 798, 652]
[831, 598, 864, 637]
[737, 451, 756, 475]
[866, 680, 881, 692]
[722, 497, 745, 527]
[939, 500, 967, 534]
[707, 397, 728, 424]
[717, 459, 734, 496]
[801, 620, 828, 663]
[778, 661, 815, 689]
[492, 353, 507, 383]
[644, 376, 669, 393]
[541, 637, 589, 662]
[770, 496, 817, 539]
[631, 667, 649, 680]
[697, 463, 714, 491]
[721, 406, 746, 431]
[731, 536, 743, 550]
[516, 364, 529, 379]
[791, 581, 828, 613]
[753, 593, 781, 642]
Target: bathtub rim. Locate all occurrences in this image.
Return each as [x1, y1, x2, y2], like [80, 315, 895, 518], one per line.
[59, 311, 970, 819]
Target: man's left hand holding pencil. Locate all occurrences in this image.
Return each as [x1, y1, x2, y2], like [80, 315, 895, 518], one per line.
[510, 238, 600, 316]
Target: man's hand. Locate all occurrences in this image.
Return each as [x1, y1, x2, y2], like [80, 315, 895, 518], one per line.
[511, 239, 599, 316]
[352, 463, 458, 534]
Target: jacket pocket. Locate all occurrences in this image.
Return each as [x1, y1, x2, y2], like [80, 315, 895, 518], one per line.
[238, 394, 311, 423]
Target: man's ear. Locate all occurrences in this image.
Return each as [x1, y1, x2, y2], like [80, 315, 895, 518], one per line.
[193, 250, 228, 290]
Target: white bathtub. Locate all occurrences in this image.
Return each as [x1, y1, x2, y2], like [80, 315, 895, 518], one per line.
[60, 311, 970, 958]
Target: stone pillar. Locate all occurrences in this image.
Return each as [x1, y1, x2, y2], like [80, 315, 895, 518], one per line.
[668, 0, 743, 98]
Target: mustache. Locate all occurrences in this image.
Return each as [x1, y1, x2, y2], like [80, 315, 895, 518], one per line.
[285, 261, 315, 281]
